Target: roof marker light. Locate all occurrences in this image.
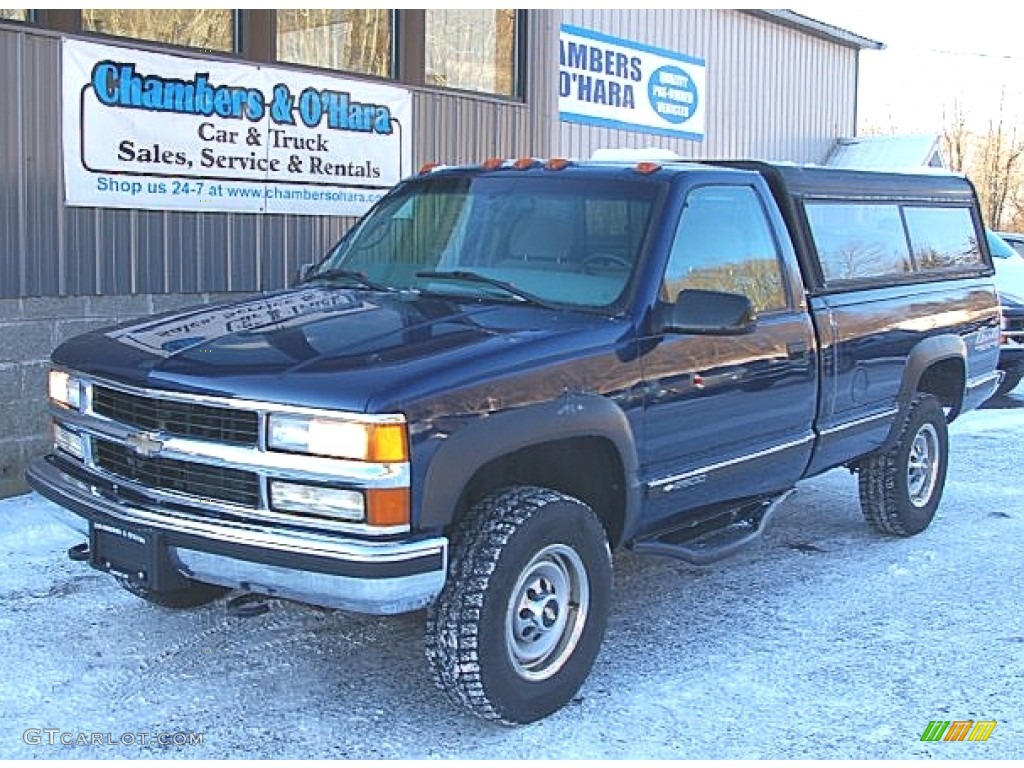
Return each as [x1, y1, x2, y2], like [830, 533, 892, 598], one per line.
[481, 157, 504, 170]
[634, 162, 662, 175]
[512, 157, 537, 170]
[418, 162, 440, 174]
[545, 158, 571, 171]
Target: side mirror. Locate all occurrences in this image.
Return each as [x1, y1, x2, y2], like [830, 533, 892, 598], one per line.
[295, 262, 316, 284]
[656, 288, 757, 335]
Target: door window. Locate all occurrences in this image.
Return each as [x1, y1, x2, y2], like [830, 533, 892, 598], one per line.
[663, 185, 788, 312]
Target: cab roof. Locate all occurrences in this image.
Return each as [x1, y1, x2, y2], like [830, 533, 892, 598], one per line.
[418, 156, 975, 201]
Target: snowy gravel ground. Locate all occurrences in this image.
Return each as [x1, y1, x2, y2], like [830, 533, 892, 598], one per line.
[1, 393, 1023, 759]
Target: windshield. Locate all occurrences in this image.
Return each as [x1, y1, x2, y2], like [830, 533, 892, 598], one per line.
[314, 173, 663, 309]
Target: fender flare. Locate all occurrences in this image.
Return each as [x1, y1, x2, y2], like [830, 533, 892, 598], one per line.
[417, 394, 642, 545]
[882, 334, 966, 450]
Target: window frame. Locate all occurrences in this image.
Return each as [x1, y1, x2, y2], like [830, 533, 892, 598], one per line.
[30, 10, 528, 100]
[78, 8, 239, 55]
[803, 200, 915, 285]
[662, 183, 795, 315]
[903, 204, 987, 274]
[801, 197, 990, 294]
[274, 9, 397, 80]
[0, 9, 31, 23]
[421, 9, 525, 99]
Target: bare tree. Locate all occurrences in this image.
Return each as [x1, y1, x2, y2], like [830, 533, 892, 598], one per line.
[938, 93, 1024, 231]
[941, 101, 969, 173]
[977, 95, 1024, 230]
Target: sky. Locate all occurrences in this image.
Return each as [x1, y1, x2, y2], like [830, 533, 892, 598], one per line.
[788, 3, 1024, 135]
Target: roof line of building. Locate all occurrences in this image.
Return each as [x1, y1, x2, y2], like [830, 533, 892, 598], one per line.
[745, 9, 885, 51]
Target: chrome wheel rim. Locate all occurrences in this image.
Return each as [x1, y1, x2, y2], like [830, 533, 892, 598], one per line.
[505, 544, 589, 682]
[907, 423, 940, 508]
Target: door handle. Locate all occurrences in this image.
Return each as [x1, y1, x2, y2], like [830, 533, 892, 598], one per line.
[786, 340, 809, 359]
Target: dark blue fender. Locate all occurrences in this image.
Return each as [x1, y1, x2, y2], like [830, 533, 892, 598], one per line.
[416, 394, 642, 545]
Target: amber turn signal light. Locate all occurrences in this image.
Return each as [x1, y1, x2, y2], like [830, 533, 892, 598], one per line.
[366, 488, 411, 527]
[634, 162, 662, 175]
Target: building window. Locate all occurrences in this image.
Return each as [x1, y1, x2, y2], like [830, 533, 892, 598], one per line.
[425, 9, 518, 96]
[0, 9, 28, 21]
[276, 10, 392, 77]
[81, 9, 234, 52]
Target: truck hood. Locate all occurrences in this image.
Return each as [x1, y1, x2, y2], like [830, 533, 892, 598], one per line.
[52, 287, 628, 413]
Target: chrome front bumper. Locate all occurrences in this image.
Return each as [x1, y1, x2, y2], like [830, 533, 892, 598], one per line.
[27, 456, 447, 615]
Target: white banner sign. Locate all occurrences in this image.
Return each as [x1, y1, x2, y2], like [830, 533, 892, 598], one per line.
[62, 39, 412, 216]
[558, 24, 706, 141]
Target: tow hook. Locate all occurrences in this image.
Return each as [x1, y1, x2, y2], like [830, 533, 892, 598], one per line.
[226, 593, 271, 618]
[67, 542, 90, 562]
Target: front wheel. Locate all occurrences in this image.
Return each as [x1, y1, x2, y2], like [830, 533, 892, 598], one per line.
[858, 393, 948, 536]
[425, 486, 612, 724]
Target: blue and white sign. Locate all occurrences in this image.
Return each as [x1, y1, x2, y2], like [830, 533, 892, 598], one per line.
[558, 24, 706, 141]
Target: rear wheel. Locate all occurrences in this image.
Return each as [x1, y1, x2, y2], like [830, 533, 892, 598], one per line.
[858, 394, 948, 536]
[425, 486, 612, 724]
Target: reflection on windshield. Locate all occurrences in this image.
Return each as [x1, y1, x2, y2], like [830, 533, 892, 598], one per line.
[316, 174, 662, 308]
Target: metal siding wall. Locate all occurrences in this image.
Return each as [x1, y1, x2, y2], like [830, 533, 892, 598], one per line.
[412, 92, 535, 166]
[558, 9, 857, 163]
[20, 32, 63, 297]
[0, 30, 23, 296]
[0, 14, 559, 301]
[0, 10, 857, 300]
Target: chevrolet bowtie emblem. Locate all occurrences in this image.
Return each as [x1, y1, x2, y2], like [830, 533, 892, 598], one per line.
[124, 431, 164, 458]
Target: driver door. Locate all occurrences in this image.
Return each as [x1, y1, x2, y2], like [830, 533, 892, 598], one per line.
[639, 183, 817, 526]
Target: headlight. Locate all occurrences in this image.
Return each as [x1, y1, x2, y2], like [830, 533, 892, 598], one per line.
[267, 413, 408, 462]
[48, 370, 83, 410]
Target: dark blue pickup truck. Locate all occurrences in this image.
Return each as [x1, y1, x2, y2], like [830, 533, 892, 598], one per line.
[28, 158, 1002, 724]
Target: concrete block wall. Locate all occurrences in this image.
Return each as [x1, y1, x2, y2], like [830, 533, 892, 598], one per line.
[0, 292, 243, 498]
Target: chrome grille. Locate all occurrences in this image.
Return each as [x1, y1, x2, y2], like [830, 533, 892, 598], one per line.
[93, 385, 259, 446]
[94, 439, 260, 509]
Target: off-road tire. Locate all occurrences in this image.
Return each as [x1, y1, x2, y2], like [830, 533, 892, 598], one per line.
[996, 371, 1021, 396]
[116, 576, 228, 609]
[425, 486, 612, 725]
[858, 393, 948, 537]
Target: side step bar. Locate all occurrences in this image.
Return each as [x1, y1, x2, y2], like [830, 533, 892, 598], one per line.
[631, 489, 795, 566]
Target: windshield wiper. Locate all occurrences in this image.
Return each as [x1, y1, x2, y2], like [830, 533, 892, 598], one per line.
[415, 270, 558, 309]
[302, 268, 397, 292]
